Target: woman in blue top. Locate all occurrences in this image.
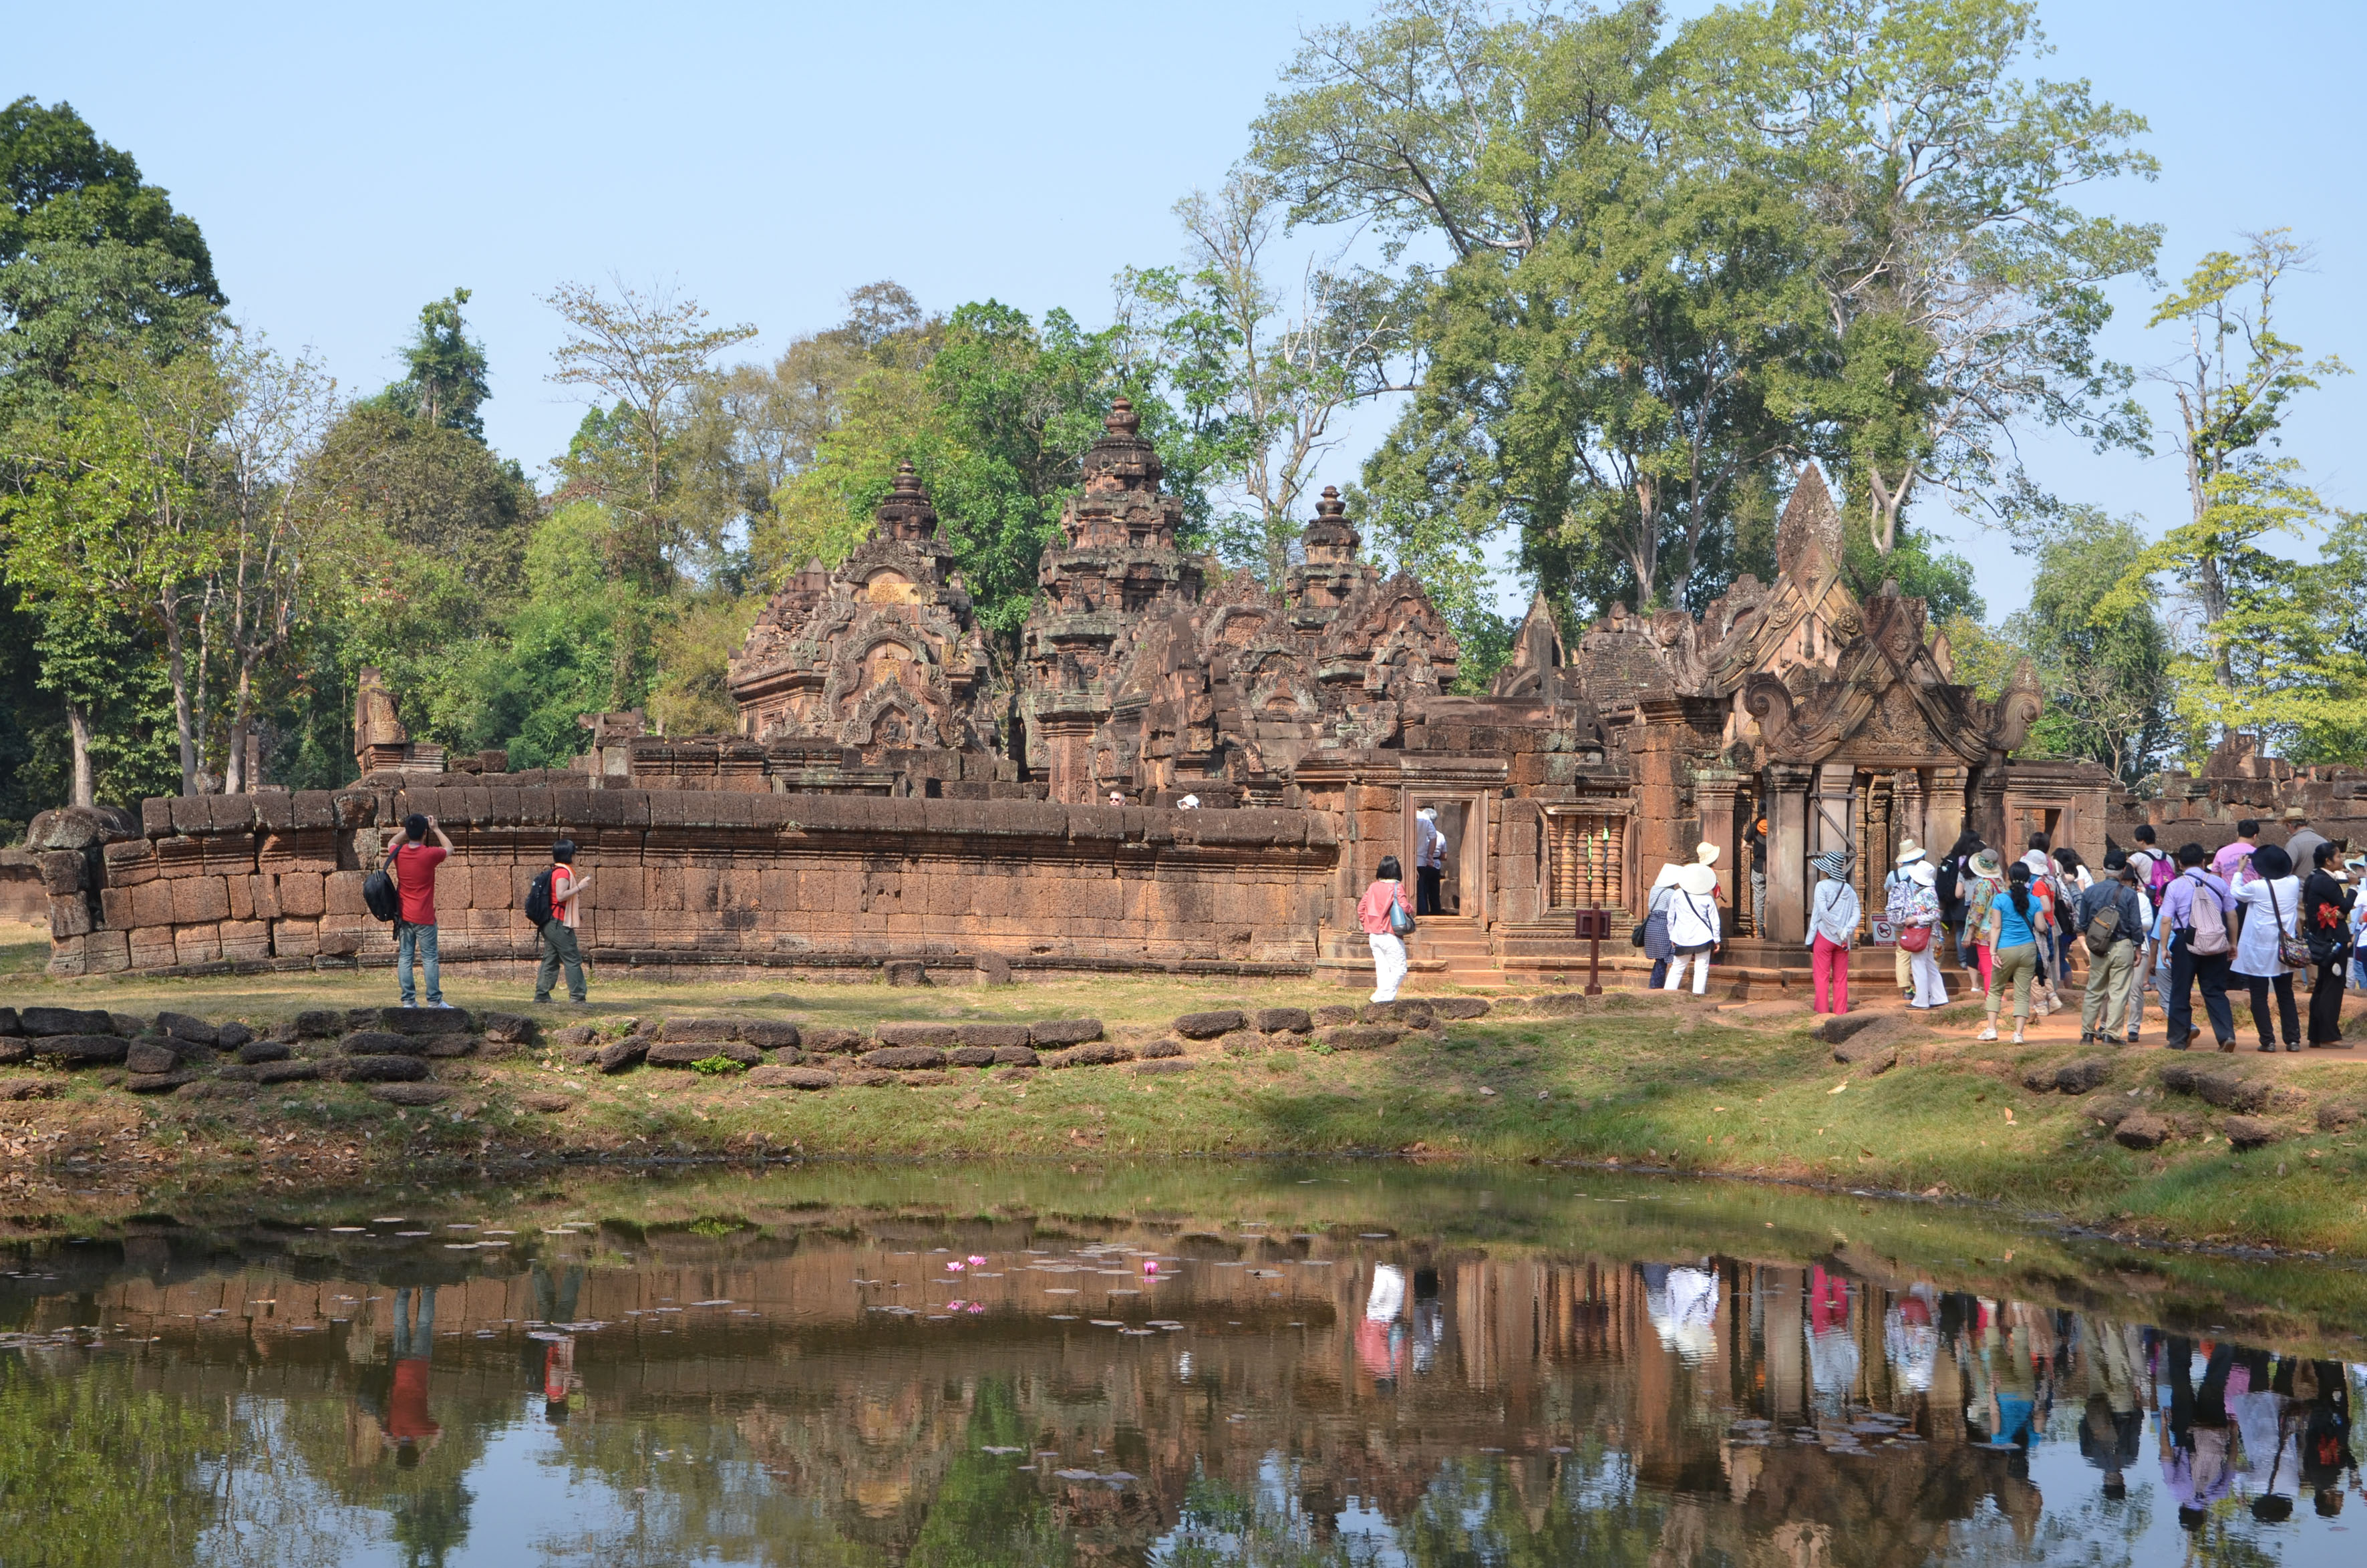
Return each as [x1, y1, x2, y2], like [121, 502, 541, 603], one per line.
[1976, 863, 2056, 1044]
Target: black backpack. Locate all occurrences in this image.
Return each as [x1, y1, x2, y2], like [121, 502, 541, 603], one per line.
[524, 869, 555, 927]
[361, 845, 401, 923]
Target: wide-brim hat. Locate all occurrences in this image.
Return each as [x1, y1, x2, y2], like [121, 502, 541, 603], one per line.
[1676, 863, 1718, 897]
[1695, 841, 1720, 865]
[1909, 860, 1937, 887]
[1969, 849, 2004, 879]
[1651, 863, 1683, 892]
[1812, 849, 1849, 881]
[1895, 840, 1925, 866]
[2251, 843, 2294, 879]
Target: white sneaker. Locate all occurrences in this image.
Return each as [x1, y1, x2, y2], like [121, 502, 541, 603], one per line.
[1976, 1024, 1998, 1042]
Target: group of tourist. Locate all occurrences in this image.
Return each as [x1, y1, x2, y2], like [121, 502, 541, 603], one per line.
[386, 815, 594, 1007]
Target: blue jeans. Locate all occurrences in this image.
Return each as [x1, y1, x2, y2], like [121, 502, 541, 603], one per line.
[396, 921, 442, 1007]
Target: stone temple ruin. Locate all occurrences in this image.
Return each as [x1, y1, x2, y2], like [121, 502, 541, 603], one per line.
[35, 400, 2361, 989]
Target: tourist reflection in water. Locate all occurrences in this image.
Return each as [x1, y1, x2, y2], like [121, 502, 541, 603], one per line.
[361, 1284, 442, 1468]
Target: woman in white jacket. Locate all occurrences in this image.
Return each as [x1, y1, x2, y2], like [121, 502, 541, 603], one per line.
[1662, 863, 1723, 995]
[2231, 842, 2304, 1052]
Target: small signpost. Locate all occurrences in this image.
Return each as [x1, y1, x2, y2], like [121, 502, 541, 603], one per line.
[1573, 905, 1611, 995]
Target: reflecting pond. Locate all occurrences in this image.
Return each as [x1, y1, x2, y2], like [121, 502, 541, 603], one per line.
[5, 1162, 2367, 1566]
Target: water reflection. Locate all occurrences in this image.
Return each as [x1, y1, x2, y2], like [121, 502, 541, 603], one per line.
[2, 1172, 2364, 1566]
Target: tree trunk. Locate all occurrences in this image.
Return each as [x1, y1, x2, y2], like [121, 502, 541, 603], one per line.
[65, 702, 95, 809]
[224, 663, 255, 796]
[161, 597, 198, 796]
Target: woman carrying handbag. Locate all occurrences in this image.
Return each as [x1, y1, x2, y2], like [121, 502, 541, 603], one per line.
[1357, 855, 1417, 1005]
[2231, 842, 2306, 1052]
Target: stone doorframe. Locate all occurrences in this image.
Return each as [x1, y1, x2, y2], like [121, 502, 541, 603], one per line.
[1403, 790, 1489, 925]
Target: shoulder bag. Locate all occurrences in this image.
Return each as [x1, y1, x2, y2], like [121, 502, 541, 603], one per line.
[2265, 879, 2310, 970]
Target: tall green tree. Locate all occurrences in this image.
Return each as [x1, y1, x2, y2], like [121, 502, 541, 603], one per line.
[371, 288, 490, 438]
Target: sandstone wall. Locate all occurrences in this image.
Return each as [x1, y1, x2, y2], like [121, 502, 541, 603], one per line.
[51, 788, 1338, 979]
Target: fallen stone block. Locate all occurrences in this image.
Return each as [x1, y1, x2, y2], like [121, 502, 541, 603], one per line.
[0, 1009, 17, 1036]
[740, 1020, 801, 1052]
[1311, 1005, 1360, 1027]
[293, 1009, 343, 1039]
[1363, 1001, 1435, 1028]
[1323, 1027, 1402, 1052]
[1140, 1038, 1185, 1060]
[2113, 1112, 2171, 1150]
[877, 1023, 959, 1049]
[1133, 1059, 1197, 1075]
[2317, 1103, 2362, 1132]
[154, 1011, 220, 1048]
[1030, 1017, 1104, 1047]
[2223, 1115, 2280, 1151]
[111, 1013, 151, 1038]
[800, 1027, 867, 1055]
[947, 1046, 999, 1068]
[35, 1034, 127, 1066]
[1174, 1009, 1246, 1040]
[255, 1060, 321, 1085]
[124, 1069, 203, 1094]
[477, 1011, 536, 1048]
[838, 1068, 896, 1087]
[214, 1022, 253, 1052]
[516, 1091, 574, 1114]
[561, 1045, 603, 1066]
[956, 1023, 1032, 1050]
[1814, 1013, 1883, 1046]
[975, 953, 1013, 986]
[1429, 997, 1492, 1020]
[883, 960, 929, 987]
[2194, 1071, 2269, 1113]
[2157, 1062, 2203, 1095]
[646, 1041, 761, 1068]
[21, 1007, 118, 1037]
[423, 1035, 478, 1059]
[1253, 1007, 1311, 1034]
[659, 1017, 742, 1044]
[2054, 1058, 2114, 1095]
[124, 1040, 186, 1076]
[322, 1055, 430, 1083]
[1044, 1042, 1136, 1069]
[0, 1078, 55, 1101]
[863, 1045, 947, 1070]
[746, 1064, 834, 1090]
[238, 1040, 291, 1064]
[1833, 1040, 1899, 1074]
[551, 1024, 601, 1048]
[370, 1083, 454, 1106]
[374, 1007, 470, 1034]
[342, 1030, 424, 1057]
[991, 1045, 1038, 1067]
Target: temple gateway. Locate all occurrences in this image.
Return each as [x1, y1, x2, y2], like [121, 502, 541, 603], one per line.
[49, 402, 2133, 989]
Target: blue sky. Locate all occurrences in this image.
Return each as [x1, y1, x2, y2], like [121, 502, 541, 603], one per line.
[16, 1, 2362, 621]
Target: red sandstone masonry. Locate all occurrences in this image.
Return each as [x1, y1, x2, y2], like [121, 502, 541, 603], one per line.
[65, 787, 1339, 977]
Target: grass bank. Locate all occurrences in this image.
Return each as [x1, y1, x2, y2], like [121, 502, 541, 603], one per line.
[5, 927, 2367, 1259]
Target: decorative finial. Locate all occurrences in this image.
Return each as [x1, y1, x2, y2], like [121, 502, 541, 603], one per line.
[1105, 397, 1140, 436]
[1315, 485, 1346, 519]
[892, 460, 923, 494]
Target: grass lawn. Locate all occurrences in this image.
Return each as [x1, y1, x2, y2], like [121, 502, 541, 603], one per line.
[6, 943, 2367, 1258]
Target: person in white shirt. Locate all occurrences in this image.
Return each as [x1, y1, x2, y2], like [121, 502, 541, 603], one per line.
[2232, 842, 2305, 1052]
[1413, 806, 1446, 915]
[1885, 842, 1925, 1001]
[1663, 863, 1722, 995]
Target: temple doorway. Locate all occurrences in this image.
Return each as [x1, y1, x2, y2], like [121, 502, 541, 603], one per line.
[1406, 795, 1484, 919]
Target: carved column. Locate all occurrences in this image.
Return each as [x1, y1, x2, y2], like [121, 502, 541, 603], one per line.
[1694, 768, 1744, 915]
[1765, 764, 1815, 944]
[1926, 766, 1968, 856]
[1893, 769, 1927, 856]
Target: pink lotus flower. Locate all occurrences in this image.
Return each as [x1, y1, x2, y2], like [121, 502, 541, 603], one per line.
[945, 1299, 966, 1310]
[967, 1255, 987, 1267]
[947, 1261, 965, 1271]
[966, 1302, 985, 1313]
[1142, 1261, 1159, 1275]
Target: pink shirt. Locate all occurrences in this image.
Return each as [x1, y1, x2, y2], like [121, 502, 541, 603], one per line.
[2211, 841, 2255, 885]
[1357, 880, 1412, 935]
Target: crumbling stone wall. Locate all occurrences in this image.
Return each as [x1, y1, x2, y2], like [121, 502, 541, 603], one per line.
[53, 787, 1338, 979]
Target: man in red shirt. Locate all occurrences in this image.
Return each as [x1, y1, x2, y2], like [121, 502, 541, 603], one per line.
[533, 837, 593, 1004]
[387, 812, 453, 1008]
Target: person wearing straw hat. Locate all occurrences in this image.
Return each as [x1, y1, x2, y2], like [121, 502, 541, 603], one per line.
[1962, 847, 2012, 1003]
[1808, 848, 1860, 1015]
[1885, 842, 1927, 1001]
[1903, 859, 1949, 1007]
[1663, 862, 1722, 995]
[1642, 863, 1682, 989]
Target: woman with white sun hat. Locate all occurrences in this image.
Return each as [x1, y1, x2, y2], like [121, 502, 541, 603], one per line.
[1885, 841, 1927, 1001]
[1902, 858, 1949, 1008]
[1663, 861, 1724, 995]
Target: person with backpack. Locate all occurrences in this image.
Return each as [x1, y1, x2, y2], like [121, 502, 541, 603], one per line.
[1357, 855, 1416, 1004]
[1885, 842, 1925, 1002]
[2160, 842, 2237, 1052]
[2075, 855, 2147, 1046]
[530, 838, 592, 1005]
[1962, 848, 2010, 1000]
[2233, 842, 2306, 1053]
[1934, 831, 1983, 973]
[386, 812, 453, 1009]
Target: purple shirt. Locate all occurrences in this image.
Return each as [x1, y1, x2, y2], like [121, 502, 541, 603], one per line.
[2157, 868, 2233, 937]
[2210, 841, 2255, 884]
